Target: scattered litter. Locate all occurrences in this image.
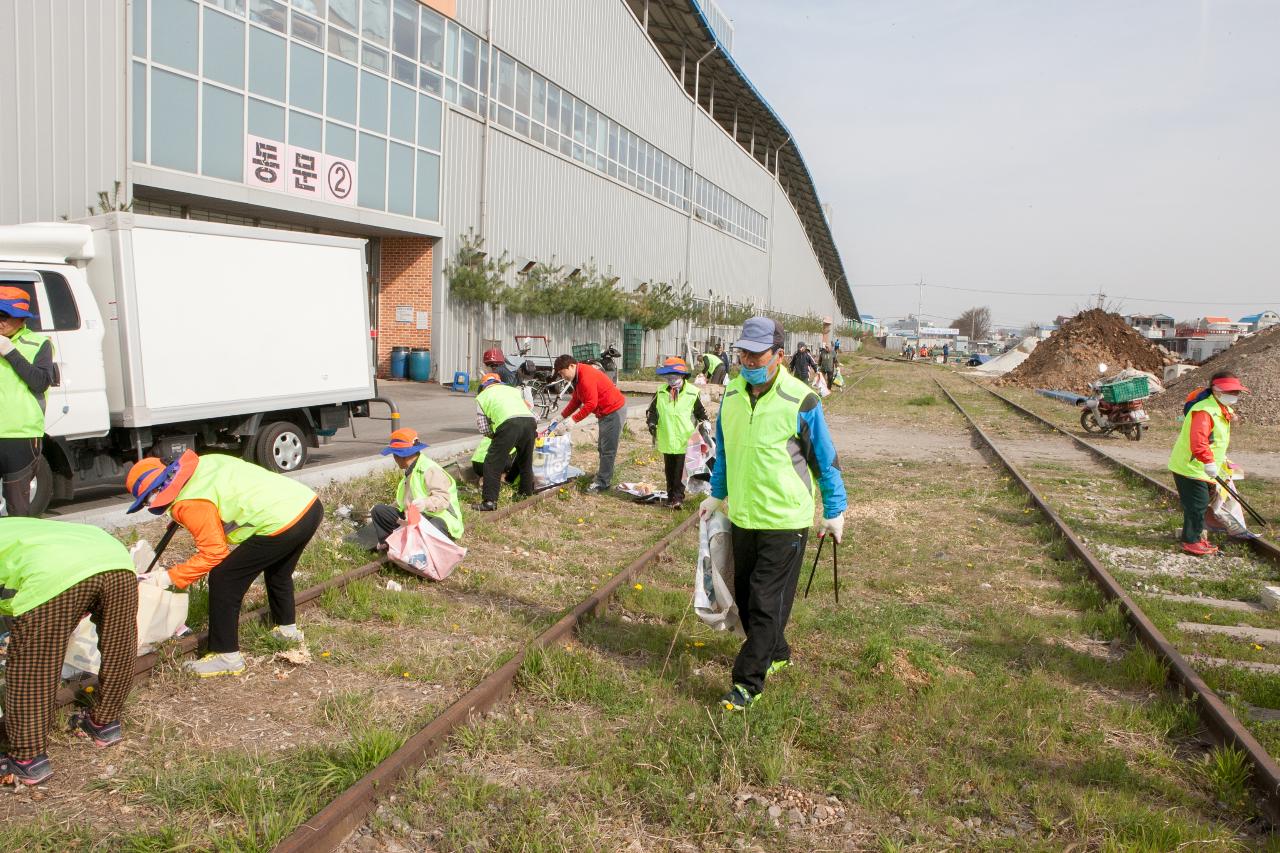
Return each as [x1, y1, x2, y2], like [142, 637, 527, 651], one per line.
[385, 580, 404, 592]
[618, 482, 668, 502]
[274, 645, 311, 666]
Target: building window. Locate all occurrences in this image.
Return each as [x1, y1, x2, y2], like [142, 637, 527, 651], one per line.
[153, 0, 198, 74]
[357, 132, 386, 209]
[151, 68, 198, 171]
[204, 7, 246, 87]
[202, 84, 245, 180]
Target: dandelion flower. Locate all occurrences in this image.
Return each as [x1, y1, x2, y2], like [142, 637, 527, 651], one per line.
[633, 583, 644, 591]
[578, 518, 585, 524]
[321, 651, 331, 658]
[1254, 643, 1265, 651]
[84, 686, 94, 693]
[402, 671, 411, 678]
[693, 641, 705, 648]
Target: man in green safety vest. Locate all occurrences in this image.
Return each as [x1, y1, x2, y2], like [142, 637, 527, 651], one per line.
[472, 373, 537, 511]
[701, 317, 848, 712]
[0, 286, 57, 517]
[370, 427, 465, 542]
[1167, 371, 1250, 556]
[645, 356, 708, 509]
[124, 450, 322, 677]
[702, 348, 727, 385]
[0, 518, 139, 786]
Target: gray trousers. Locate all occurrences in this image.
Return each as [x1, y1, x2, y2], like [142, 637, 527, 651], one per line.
[594, 408, 624, 489]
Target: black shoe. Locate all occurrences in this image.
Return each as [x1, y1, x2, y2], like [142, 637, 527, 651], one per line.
[471, 501, 498, 512]
[69, 711, 123, 748]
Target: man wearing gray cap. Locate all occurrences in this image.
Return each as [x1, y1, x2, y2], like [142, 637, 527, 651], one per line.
[700, 316, 847, 711]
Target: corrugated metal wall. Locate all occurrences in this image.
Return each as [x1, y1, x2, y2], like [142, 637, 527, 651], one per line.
[0, 0, 128, 225]
[434, 0, 843, 381]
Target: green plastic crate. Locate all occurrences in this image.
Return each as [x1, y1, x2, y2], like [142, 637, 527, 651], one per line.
[1100, 375, 1150, 403]
[572, 342, 601, 361]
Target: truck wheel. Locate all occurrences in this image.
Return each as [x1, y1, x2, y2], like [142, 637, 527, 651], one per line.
[12, 455, 54, 517]
[255, 421, 308, 473]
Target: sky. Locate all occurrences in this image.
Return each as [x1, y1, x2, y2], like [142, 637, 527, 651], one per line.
[728, 0, 1280, 328]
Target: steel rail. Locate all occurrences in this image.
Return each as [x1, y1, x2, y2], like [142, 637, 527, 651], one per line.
[961, 376, 1280, 566]
[273, 512, 700, 853]
[50, 483, 578, 709]
[936, 378, 1280, 820]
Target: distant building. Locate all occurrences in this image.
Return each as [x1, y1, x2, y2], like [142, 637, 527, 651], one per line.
[1197, 316, 1250, 334]
[1239, 311, 1279, 333]
[1125, 313, 1175, 338]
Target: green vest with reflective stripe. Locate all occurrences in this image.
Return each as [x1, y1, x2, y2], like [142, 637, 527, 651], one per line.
[703, 353, 723, 376]
[0, 517, 134, 617]
[0, 326, 51, 438]
[655, 380, 700, 455]
[719, 369, 816, 530]
[395, 457, 464, 539]
[1168, 396, 1231, 481]
[171, 454, 316, 544]
[477, 384, 533, 432]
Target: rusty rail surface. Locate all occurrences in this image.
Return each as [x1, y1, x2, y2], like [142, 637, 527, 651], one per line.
[936, 378, 1280, 820]
[273, 512, 699, 853]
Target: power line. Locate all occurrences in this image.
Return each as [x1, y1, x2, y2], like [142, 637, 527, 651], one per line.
[853, 281, 1266, 306]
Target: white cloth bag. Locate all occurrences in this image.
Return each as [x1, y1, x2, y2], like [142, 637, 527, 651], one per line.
[693, 511, 741, 634]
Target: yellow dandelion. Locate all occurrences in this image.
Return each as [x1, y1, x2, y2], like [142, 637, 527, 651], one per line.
[966, 563, 974, 568]
[1253, 643, 1265, 651]
[84, 686, 94, 694]
[633, 583, 643, 591]
[321, 651, 331, 658]
[451, 623, 460, 630]
[693, 641, 705, 648]
[402, 671, 411, 678]
[578, 517, 585, 524]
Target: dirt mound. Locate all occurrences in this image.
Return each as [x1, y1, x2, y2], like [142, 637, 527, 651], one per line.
[998, 309, 1175, 393]
[1149, 324, 1280, 425]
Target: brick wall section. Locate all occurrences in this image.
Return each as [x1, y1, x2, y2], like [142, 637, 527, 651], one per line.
[376, 236, 434, 378]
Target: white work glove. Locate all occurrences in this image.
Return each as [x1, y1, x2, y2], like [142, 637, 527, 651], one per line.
[1202, 462, 1219, 480]
[699, 497, 724, 520]
[0, 335, 13, 356]
[818, 513, 845, 543]
[137, 569, 171, 588]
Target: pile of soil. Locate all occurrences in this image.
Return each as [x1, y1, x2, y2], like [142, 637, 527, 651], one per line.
[998, 309, 1175, 393]
[1150, 324, 1280, 425]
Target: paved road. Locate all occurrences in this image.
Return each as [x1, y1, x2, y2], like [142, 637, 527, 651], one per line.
[43, 379, 649, 519]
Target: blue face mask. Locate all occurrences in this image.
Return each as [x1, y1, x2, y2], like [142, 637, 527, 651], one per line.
[741, 365, 769, 385]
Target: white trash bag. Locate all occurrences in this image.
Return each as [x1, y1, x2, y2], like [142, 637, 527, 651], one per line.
[533, 434, 582, 488]
[693, 511, 741, 634]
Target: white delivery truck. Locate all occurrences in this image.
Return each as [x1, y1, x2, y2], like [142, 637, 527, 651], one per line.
[0, 213, 392, 515]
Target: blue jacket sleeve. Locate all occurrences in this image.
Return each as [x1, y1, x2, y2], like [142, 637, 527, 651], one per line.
[710, 409, 728, 500]
[797, 397, 847, 518]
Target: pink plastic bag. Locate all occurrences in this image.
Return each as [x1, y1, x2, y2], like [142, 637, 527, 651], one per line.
[385, 506, 467, 581]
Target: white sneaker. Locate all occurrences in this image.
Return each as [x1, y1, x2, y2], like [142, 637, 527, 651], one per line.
[271, 624, 305, 644]
[183, 652, 246, 678]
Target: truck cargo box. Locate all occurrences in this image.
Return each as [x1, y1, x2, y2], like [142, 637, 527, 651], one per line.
[82, 214, 373, 428]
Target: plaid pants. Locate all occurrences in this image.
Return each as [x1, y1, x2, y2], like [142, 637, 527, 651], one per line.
[3, 570, 138, 759]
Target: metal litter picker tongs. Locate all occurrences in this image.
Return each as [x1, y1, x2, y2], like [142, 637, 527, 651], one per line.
[1215, 476, 1272, 530]
[802, 533, 840, 603]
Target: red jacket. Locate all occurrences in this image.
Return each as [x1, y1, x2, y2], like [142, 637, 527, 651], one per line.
[561, 362, 626, 422]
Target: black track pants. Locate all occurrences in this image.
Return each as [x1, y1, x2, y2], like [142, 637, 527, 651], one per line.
[482, 417, 536, 503]
[729, 524, 809, 695]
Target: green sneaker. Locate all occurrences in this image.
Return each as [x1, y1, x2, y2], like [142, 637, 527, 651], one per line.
[766, 659, 793, 678]
[719, 684, 759, 711]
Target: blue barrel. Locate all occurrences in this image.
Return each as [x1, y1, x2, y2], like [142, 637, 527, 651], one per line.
[408, 348, 431, 382]
[389, 346, 410, 379]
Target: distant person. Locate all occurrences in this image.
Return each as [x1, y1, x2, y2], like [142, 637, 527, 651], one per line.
[0, 286, 56, 517]
[817, 344, 836, 389]
[645, 357, 708, 509]
[833, 339, 841, 355]
[482, 348, 519, 387]
[1167, 372, 1249, 556]
[701, 349, 728, 385]
[942, 343, 950, 362]
[789, 343, 816, 382]
[553, 355, 627, 492]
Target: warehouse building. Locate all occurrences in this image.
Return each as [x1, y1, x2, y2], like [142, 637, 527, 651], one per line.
[1, 0, 857, 378]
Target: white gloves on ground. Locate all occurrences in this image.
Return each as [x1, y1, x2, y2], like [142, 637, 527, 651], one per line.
[1202, 462, 1219, 480]
[0, 335, 13, 356]
[699, 497, 724, 520]
[818, 513, 846, 543]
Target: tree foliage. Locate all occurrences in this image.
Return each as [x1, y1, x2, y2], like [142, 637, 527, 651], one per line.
[446, 230, 512, 307]
[626, 281, 695, 330]
[951, 306, 992, 340]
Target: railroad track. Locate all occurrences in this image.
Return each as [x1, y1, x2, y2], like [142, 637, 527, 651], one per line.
[936, 377, 1280, 819]
[8, 438, 701, 850]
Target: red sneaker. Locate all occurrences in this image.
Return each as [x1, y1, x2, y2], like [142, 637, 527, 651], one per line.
[1181, 540, 1218, 556]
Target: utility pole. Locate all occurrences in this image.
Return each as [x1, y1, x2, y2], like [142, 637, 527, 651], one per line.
[1094, 287, 1106, 310]
[916, 276, 924, 336]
